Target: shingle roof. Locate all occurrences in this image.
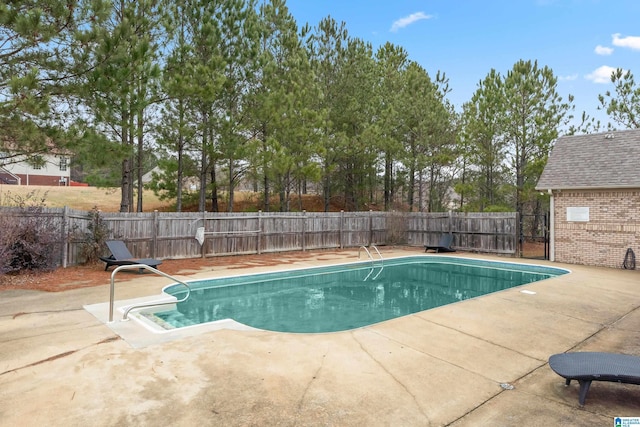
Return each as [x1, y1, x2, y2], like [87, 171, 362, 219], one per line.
[536, 129, 640, 190]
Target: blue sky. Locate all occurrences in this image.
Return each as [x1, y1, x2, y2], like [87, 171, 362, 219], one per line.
[286, 0, 640, 128]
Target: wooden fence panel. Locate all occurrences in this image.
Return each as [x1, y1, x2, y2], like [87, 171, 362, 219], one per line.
[65, 208, 94, 266]
[406, 212, 517, 254]
[0, 207, 518, 267]
[199, 213, 255, 257]
[406, 213, 451, 246]
[341, 212, 372, 247]
[155, 213, 201, 259]
[452, 213, 517, 254]
[305, 213, 342, 250]
[256, 213, 300, 254]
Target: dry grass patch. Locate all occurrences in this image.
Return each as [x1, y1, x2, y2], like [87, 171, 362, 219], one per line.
[0, 185, 171, 212]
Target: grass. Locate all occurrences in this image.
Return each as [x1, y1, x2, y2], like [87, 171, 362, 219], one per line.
[0, 184, 172, 212]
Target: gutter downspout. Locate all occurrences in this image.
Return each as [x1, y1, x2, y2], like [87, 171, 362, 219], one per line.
[548, 189, 555, 262]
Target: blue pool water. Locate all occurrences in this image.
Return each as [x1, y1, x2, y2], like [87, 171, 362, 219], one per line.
[151, 256, 568, 333]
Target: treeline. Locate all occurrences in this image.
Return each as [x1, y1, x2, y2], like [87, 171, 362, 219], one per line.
[1, 0, 637, 216]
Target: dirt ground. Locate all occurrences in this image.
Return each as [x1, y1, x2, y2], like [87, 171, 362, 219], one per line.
[521, 241, 547, 259]
[0, 251, 352, 293]
[0, 243, 546, 294]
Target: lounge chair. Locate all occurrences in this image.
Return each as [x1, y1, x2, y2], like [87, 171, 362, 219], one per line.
[424, 234, 456, 253]
[549, 352, 640, 406]
[99, 240, 162, 272]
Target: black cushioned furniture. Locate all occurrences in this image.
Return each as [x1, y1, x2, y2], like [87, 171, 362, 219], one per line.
[424, 234, 455, 253]
[99, 240, 162, 272]
[549, 352, 640, 406]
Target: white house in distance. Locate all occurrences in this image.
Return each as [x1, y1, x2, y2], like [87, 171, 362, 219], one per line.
[0, 151, 71, 186]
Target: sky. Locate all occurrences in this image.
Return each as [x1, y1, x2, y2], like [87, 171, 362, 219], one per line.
[285, 0, 640, 129]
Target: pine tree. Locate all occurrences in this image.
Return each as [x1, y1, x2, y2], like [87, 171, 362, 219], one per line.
[212, 0, 260, 212]
[460, 69, 509, 211]
[305, 17, 349, 212]
[333, 37, 377, 211]
[78, 0, 162, 212]
[374, 43, 409, 211]
[248, 0, 320, 212]
[598, 68, 640, 129]
[399, 63, 455, 212]
[0, 1, 109, 165]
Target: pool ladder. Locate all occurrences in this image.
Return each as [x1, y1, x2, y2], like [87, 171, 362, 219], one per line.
[108, 264, 191, 322]
[359, 245, 384, 281]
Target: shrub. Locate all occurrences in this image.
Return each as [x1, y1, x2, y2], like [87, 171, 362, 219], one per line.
[0, 190, 61, 274]
[79, 207, 110, 264]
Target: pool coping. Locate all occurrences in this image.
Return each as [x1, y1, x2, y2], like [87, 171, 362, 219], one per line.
[85, 254, 571, 348]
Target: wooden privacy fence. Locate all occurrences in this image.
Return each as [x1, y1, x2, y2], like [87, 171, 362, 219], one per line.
[0, 207, 518, 267]
[406, 212, 518, 254]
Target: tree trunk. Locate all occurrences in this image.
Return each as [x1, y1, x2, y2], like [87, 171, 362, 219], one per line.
[210, 167, 219, 212]
[120, 158, 131, 213]
[384, 153, 392, 211]
[136, 110, 144, 212]
[262, 124, 270, 212]
[176, 130, 184, 212]
[119, 113, 131, 213]
[198, 149, 207, 212]
[408, 163, 416, 212]
[323, 165, 330, 212]
[227, 159, 234, 212]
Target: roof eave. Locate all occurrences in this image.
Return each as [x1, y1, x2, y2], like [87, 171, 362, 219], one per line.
[535, 185, 640, 191]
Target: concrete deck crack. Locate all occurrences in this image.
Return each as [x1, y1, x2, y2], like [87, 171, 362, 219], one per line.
[0, 321, 105, 344]
[296, 347, 328, 412]
[1, 308, 85, 320]
[413, 316, 546, 362]
[0, 336, 119, 377]
[439, 304, 640, 425]
[351, 331, 432, 426]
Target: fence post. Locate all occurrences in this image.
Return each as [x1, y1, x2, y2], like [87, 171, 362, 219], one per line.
[152, 210, 158, 258]
[257, 210, 262, 254]
[369, 210, 373, 246]
[340, 210, 344, 249]
[302, 210, 306, 252]
[61, 206, 69, 268]
[515, 211, 521, 257]
[201, 211, 207, 259]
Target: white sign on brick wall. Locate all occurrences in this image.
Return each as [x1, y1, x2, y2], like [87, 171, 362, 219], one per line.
[567, 207, 589, 222]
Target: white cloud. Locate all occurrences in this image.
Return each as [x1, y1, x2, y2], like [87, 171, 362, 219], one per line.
[390, 12, 432, 33]
[585, 65, 620, 84]
[594, 45, 613, 55]
[558, 74, 578, 81]
[612, 33, 640, 50]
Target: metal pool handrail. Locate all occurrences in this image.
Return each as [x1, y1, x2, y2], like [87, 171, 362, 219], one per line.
[358, 245, 383, 266]
[359, 245, 384, 281]
[108, 264, 191, 322]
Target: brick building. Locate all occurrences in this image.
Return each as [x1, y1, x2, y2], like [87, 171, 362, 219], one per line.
[1, 152, 71, 186]
[536, 129, 640, 269]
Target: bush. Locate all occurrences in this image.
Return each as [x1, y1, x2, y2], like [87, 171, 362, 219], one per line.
[79, 207, 110, 264]
[0, 191, 61, 274]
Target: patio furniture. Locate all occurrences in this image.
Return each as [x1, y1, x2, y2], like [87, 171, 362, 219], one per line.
[99, 240, 162, 272]
[549, 352, 640, 406]
[424, 234, 456, 253]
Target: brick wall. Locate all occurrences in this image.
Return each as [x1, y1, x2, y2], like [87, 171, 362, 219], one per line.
[553, 189, 640, 268]
[14, 174, 68, 186]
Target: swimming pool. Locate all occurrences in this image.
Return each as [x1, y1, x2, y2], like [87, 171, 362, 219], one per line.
[140, 256, 568, 333]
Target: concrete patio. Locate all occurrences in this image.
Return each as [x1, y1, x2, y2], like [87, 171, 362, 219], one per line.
[1, 249, 639, 426]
